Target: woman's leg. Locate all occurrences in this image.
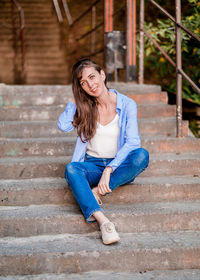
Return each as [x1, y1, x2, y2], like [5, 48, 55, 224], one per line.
[65, 161, 103, 223]
[65, 159, 120, 244]
[109, 148, 149, 191]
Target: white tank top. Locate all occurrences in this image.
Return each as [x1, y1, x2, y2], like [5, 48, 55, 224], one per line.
[86, 114, 120, 158]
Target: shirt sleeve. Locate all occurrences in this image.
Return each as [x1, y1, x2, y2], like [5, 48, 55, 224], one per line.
[57, 101, 77, 132]
[107, 99, 141, 172]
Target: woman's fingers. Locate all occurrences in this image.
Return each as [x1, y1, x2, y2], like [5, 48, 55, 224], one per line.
[98, 184, 106, 195]
[98, 183, 111, 195]
[97, 170, 112, 195]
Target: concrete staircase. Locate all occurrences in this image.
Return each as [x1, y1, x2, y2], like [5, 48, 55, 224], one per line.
[0, 83, 200, 279]
[0, 0, 68, 84]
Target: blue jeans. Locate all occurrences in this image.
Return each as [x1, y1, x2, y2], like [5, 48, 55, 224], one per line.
[65, 148, 149, 223]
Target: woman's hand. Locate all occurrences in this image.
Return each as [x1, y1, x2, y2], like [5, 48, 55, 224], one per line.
[98, 167, 113, 195]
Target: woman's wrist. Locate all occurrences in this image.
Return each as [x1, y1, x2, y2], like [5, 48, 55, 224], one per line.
[104, 166, 113, 174]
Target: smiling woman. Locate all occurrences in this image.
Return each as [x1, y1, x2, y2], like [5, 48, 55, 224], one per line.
[57, 58, 149, 245]
[71, 59, 115, 142]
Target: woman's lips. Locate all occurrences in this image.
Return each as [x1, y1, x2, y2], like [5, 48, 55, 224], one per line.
[91, 87, 97, 93]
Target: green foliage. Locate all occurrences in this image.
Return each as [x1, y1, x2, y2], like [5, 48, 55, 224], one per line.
[142, 0, 200, 105]
[189, 119, 200, 137]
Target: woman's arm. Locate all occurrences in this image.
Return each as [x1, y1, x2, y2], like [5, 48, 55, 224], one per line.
[107, 99, 141, 172]
[97, 166, 113, 195]
[57, 101, 77, 132]
[97, 99, 140, 195]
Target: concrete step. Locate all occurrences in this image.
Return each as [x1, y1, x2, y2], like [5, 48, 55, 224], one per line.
[26, 77, 68, 85]
[26, 64, 68, 72]
[108, 82, 162, 93]
[0, 104, 176, 121]
[0, 231, 200, 274]
[1, 201, 200, 237]
[0, 153, 199, 179]
[1, 176, 200, 206]
[0, 136, 199, 157]
[0, 119, 189, 138]
[0, 85, 166, 106]
[26, 72, 68, 81]
[27, 72, 68, 79]
[26, 53, 66, 59]
[0, 136, 76, 157]
[26, 50, 66, 57]
[0, 85, 72, 107]
[1, 270, 200, 280]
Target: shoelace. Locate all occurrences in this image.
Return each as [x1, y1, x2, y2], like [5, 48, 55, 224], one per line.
[93, 190, 103, 205]
[104, 222, 114, 233]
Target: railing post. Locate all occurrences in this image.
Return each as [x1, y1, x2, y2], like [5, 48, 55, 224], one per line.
[11, 0, 26, 83]
[19, 9, 26, 83]
[104, 0, 113, 70]
[176, 0, 182, 137]
[139, 0, 144, 84]
[126, 0, 136, 82]
[104, 0, 113, 33]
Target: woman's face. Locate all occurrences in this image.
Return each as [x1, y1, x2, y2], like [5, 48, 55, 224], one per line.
[79, 66, 106, 97]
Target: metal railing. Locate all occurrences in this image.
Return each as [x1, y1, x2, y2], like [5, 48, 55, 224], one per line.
[69, 0, 104, 59]
[139, 0, 200, 137]
[53, 0, 200, 137]
[11, 0, 26, 83]
[68, 0, 126, 61]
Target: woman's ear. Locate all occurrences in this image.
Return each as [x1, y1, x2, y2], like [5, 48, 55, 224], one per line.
[100, 70, 106, 81]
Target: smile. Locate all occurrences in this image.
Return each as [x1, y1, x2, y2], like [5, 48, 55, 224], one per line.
[91, 87, 98, 93]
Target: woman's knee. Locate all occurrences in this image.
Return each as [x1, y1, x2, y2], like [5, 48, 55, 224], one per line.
[130, 148, 149, 167]
[65, 162, 80, 181]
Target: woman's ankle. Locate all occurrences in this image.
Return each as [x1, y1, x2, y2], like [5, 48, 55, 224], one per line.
[93, 211, 110, 226]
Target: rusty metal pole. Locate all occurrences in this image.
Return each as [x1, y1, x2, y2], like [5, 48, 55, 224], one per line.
[139, 0, 144, 84]
[176, 0, 182, 137]
[126, 0, 136, 82]
[104, 0, 113, 71]
[104, 0, 113, 33]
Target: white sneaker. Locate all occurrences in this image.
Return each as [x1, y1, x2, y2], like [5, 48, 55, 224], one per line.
[100, 222, 120, 245]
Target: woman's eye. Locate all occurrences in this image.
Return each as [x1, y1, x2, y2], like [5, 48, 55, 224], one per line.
[90, 75, 95, 79]
[80, 81, 86, 86]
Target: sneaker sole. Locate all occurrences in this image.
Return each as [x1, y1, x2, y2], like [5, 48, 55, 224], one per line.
[103, 236, 120, 245]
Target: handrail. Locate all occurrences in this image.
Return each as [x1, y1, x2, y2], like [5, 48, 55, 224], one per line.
[70, 0, 126, 59]
[11, 0, 26, 82]
[76, 22, 103, 41]
[75, 4, 126, 42]
[149, 0, 200, 43]
[69, 0, 104, 60]
[62, 0, 73, 26]
[139, 0, 200, 137]
[70, 0, 101, 27]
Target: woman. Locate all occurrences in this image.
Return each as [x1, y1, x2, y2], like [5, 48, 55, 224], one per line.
[57, 59, 149, 245]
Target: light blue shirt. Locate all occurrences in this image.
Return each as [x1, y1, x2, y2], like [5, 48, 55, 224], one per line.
[57, 89, 141, 171]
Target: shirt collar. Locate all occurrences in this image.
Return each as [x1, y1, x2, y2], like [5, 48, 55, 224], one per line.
[109, 88, 123, 113]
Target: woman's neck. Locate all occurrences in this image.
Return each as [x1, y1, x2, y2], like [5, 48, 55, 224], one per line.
[96, 87, 115, 109]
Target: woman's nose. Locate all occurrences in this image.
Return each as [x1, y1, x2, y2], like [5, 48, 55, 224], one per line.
[87, 80, 94, 88]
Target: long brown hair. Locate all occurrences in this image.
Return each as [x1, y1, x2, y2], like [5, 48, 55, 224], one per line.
[72, 59, 107, 143]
